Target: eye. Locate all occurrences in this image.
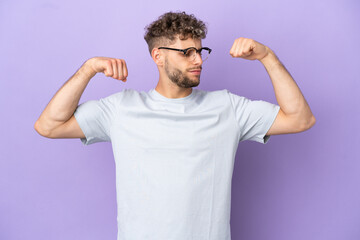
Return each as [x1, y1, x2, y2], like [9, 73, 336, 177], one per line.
[185, 48, 196, 57]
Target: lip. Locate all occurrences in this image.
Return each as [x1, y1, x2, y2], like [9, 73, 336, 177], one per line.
[189, 70, 201, 74]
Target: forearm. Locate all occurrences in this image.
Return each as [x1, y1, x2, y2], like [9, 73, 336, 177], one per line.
[35, 60, 96, 133]
[260, 47, 315, 125]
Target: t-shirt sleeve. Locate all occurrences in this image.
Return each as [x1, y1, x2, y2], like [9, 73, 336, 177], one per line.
[73, 92, 121, 145]
[226, 90, 280, 144]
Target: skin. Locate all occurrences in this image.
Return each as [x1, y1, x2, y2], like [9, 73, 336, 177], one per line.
[229, 37, 316, 134]
[151, 36, 204, 99]
[34, 34, 315, 139]
[151, 35, 316, 134]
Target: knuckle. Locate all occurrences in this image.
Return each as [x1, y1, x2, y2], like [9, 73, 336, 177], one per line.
[105, 60, 112, 69]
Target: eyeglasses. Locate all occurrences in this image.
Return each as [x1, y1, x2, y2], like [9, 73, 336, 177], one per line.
[158, 47, 212, 62]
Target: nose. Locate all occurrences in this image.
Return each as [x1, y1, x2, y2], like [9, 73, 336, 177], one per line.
[193, 52, 203, 65]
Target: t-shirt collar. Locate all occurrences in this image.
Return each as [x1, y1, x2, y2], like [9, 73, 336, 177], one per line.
[149, 88, 196, 103]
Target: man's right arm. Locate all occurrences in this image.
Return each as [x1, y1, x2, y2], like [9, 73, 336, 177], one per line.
[34, 57, 128, 138]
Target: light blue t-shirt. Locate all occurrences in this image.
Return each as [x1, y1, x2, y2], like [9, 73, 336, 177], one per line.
[74, 88, 280, 240]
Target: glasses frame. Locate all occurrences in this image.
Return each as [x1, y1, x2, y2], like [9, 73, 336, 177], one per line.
[158, 47, 212, 61]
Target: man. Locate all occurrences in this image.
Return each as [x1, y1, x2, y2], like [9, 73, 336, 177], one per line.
[35, 11, 315, 240]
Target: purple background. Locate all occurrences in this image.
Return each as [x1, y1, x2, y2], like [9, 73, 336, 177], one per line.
[1, 0, 359, 239]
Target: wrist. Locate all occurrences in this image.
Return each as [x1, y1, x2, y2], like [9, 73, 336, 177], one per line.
[259, 47, 279, 67]
[259, 47, 272, 61]
[81, 59, 97, 78]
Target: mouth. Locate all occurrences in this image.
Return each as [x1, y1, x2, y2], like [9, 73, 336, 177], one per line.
[189, 69, 202, 75]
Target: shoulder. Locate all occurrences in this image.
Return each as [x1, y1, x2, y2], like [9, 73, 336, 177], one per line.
[203, 89, 248, 105]
[103, 88, 139, 101]
[201, 88, 246, 98]
[195, 88, 231, 98]
[224, 89, 250, 105]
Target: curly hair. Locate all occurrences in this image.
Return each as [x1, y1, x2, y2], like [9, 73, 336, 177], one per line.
[144, 11, 208, 56]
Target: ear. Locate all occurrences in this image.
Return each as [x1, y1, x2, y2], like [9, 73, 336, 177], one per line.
[152, 48, 164, 66]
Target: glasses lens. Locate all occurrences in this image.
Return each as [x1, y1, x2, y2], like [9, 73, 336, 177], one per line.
[185, 48, 196, 59]
[200, 48, 210, 61]
[184, 48, 210, 61]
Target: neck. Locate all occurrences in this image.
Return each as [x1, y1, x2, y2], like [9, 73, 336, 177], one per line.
[155, 82, 193, 99]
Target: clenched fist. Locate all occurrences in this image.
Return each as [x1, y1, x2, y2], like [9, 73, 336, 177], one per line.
[86, 57, 128, 82]
[229, 37, 270, 61]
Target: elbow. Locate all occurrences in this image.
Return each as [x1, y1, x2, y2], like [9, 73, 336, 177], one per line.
[34, 120, 51, 138]
[308, 115, 317, 129]
[302, 115, 316, 131]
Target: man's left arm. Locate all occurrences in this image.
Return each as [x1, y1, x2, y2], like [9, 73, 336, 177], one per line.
[229, 37, 316, 135]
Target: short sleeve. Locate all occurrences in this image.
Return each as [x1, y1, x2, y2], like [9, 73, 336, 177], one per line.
[74, 92, 122, 145]
[227, 90, 280, 144]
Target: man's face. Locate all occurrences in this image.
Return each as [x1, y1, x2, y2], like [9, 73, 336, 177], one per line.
[162, 37, 203, 89]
